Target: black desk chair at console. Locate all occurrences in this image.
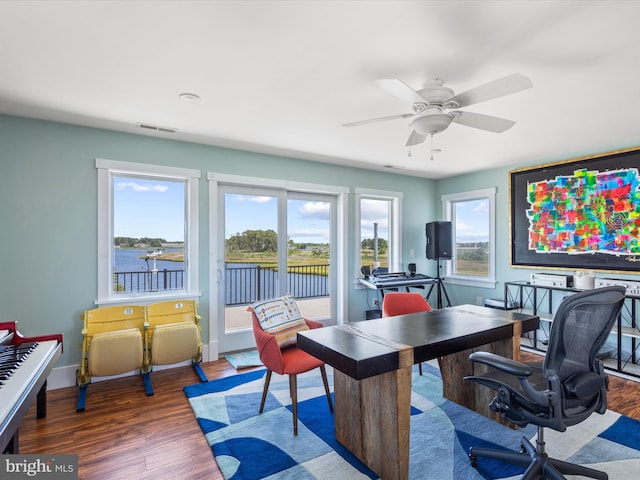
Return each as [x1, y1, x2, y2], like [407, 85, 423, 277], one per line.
[465, 286, 626, 480]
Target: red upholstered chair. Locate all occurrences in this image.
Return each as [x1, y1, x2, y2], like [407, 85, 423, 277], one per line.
[250, 308, 333, 435]
[381, 292, 433, 375]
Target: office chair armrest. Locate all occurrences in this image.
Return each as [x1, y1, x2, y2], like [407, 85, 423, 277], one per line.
[469, 351, 533, 378]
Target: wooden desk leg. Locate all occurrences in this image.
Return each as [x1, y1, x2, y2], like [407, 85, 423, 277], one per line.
[333, 364, 412, 480]
[512, 321, 522, 361]
[440, 336, 514, 425]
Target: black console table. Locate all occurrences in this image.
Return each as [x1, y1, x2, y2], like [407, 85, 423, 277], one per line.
[505, 280, 640, 378]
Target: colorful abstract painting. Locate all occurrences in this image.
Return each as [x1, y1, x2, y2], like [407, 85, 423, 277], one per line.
[526, 168, 640, 255]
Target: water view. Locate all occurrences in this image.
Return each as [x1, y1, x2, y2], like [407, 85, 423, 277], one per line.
[114, 248, 184, 273]
[113, 248, 184, 293]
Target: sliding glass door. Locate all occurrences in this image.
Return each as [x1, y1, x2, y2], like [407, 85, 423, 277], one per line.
[287, 193, 332, 320]
[217, 185, 335, 353]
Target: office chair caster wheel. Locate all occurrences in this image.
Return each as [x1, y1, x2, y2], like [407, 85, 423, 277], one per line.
[469, 452, 477, 467]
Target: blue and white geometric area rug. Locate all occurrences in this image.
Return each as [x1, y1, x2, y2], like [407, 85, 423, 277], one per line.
[184, 364, 640, 480]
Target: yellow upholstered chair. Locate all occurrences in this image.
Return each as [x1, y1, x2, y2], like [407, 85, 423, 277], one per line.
[145, 300, 207, 383]
[76, 305, 150, 411]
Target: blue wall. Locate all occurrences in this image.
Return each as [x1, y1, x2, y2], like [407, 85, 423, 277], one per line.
[4, 113, 637, 373]
[0, 114, 436, 369]
[435, 161, 640, 307]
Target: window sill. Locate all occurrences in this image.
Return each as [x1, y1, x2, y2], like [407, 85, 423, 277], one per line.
[444, 276, 496, 289]
[95, 291, 202, 307]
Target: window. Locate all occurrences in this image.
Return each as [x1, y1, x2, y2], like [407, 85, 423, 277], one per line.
[442, 188, 496, 288]
[355, 188, 403, 279]
[96, 159, 200, 304]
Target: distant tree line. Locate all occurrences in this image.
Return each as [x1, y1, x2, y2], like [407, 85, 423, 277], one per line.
[115, 237, 166, 248]
[226, 230, 278, 253]
[361, 237, 388, 254]
[456, 242, 489, 262]
[225, 230, 331, 254]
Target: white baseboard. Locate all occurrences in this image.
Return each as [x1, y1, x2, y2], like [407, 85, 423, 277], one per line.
[208, 339, 219, 361]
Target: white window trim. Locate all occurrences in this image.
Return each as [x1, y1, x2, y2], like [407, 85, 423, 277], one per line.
[96, 158, 201, 305]
[441, 187, 496, 289]
[354, 188, 403, 285]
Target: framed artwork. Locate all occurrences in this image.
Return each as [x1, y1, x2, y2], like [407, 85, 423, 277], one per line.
[510, 147, 640, 272]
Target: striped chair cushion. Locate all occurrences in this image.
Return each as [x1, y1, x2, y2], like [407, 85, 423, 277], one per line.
[251, 294, 309, 348]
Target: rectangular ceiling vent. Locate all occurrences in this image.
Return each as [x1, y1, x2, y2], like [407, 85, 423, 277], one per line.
[138, 123, 177, 133]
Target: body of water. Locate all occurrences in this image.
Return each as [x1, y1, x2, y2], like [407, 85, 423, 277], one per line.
[114, 248, 184, 273]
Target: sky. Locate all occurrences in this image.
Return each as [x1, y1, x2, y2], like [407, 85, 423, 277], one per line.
[454, 198, 490, 243]
[224, 195, 394, 245]
[114, 176, 186, 241]
[113, 176, 487, 245]
[225, 194, 332, 244]
[113, 181, 339, 244]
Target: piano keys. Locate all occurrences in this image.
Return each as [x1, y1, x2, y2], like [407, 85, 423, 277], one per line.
[358, 272, 438, 291]
[0, 321, 63, 454]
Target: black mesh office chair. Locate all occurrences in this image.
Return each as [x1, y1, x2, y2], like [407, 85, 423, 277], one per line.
[465, 286, 626, 480]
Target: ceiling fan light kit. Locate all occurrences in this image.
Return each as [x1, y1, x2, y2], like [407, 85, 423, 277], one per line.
[410, 110, 453, 135]
[344, 73, 533, 154]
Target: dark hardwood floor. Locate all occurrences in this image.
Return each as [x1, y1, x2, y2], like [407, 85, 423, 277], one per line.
[19, 356, 640, 480]
[20, 360, 251, 480]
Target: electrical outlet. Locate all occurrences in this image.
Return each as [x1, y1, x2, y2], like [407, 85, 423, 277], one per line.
[372, 299, 379, 308]
[476, 296, 483, 306]
[410, 248, 415, 258]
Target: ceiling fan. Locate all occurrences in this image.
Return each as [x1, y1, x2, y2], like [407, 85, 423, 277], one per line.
[343, 73, 533, 148]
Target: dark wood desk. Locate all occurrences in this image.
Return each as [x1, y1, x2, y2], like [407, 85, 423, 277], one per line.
[297, 305, 539, 480]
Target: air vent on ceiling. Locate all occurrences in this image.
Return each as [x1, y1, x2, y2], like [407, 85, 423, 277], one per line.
[138, 123, 177, 133]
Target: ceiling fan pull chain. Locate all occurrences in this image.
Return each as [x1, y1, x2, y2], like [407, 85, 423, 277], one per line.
[429, 134, 435, 161]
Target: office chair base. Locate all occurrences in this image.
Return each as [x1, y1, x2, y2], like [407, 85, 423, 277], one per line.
[469, 435, 608, 480]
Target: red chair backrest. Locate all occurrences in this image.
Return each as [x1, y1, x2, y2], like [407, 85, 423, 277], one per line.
[249, 308, 325, 375]
[382, 292, 432, 317]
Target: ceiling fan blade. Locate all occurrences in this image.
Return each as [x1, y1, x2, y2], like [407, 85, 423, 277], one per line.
[446, 73, 533, 108]
[342, 113, 414, 128]
[406, 130, 427, 146]
[451, 111, 516, 133]
[374, 79, 426, 104]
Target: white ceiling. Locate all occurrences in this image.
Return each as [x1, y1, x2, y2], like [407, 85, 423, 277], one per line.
[1, 1, 639, 179]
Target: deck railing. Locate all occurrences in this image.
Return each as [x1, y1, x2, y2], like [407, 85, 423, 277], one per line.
[113, 264, 329, 304]
[113, 269, 184, 293]
[225, 264, 329, 305]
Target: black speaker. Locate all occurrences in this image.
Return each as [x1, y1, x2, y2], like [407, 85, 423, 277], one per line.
[426, 221, 452, 260]
[408, 263, 416, 275]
